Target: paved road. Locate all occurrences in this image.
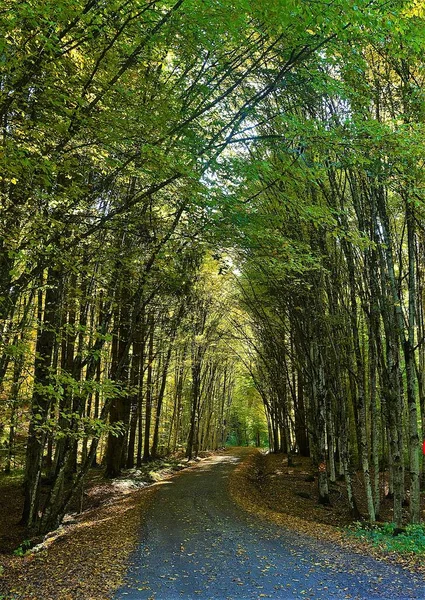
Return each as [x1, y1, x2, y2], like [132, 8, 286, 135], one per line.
[115, 451, 425, 600]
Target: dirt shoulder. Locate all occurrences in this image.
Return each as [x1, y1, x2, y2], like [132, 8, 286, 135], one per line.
[229, 449, 425, 576]
[0, 454, 217, 600]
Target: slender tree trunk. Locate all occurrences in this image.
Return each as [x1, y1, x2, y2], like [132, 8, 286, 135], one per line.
[105, 292, 131, 477]
[22, 267, 62, 527]
[151, 341, 173, 458]
[342, 236, 376, 522]
[186, 351, 201, 460]
[127, 324, 145, 468]
[142, 314, 155, 462]
[405, 200, 420, 522]
[375, 187, 410, 526]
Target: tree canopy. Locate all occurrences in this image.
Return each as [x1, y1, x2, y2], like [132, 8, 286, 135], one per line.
[1, 0, 425, 534]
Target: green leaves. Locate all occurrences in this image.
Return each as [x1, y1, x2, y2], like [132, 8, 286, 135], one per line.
[351, 522, 425, 554]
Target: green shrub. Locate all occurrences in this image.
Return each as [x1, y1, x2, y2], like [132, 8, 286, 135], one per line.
[349, 522, 425, 554]
[13, 539, 32, 557]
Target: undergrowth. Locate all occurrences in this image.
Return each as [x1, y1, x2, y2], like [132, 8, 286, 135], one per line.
[350, 522, 425, 554]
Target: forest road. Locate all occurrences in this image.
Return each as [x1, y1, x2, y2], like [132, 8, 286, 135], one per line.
[114, 450, 425, 600]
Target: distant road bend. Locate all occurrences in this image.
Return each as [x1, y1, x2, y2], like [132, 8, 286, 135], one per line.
[115, 450, 425, 600]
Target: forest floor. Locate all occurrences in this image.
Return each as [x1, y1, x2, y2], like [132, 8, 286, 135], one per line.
[0, 449, 424, 599]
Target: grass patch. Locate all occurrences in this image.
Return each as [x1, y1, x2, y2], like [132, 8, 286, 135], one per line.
[350, 522, 425, 554]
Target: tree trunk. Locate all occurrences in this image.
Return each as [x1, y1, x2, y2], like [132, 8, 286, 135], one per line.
[22, 267, 62, 527]
[142, 314, 155, 462]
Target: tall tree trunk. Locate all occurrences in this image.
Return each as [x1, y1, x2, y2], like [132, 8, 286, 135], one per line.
[151, 342, 173, 458]
[105, 293, 131, 477]
[22, 267, 62, 527]
[375, 186, 411, 526]
[142, 314, 155, 462]
[342, 232, 376, 522]
[186, 350, 202, 460]
[405, 200, 420, 522]
[127, 322, 145, 468]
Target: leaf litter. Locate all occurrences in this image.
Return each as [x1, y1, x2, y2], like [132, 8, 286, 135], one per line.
[229, 449, 425, 578]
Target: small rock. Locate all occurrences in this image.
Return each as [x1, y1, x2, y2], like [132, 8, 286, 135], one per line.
[62, 515, 78, 525]
[30, 543, 45, 554]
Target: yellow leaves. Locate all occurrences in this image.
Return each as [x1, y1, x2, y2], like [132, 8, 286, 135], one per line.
[404, 0, 425, 18]
[10, 178, 17, 184]
[69, 46, 86, 67]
